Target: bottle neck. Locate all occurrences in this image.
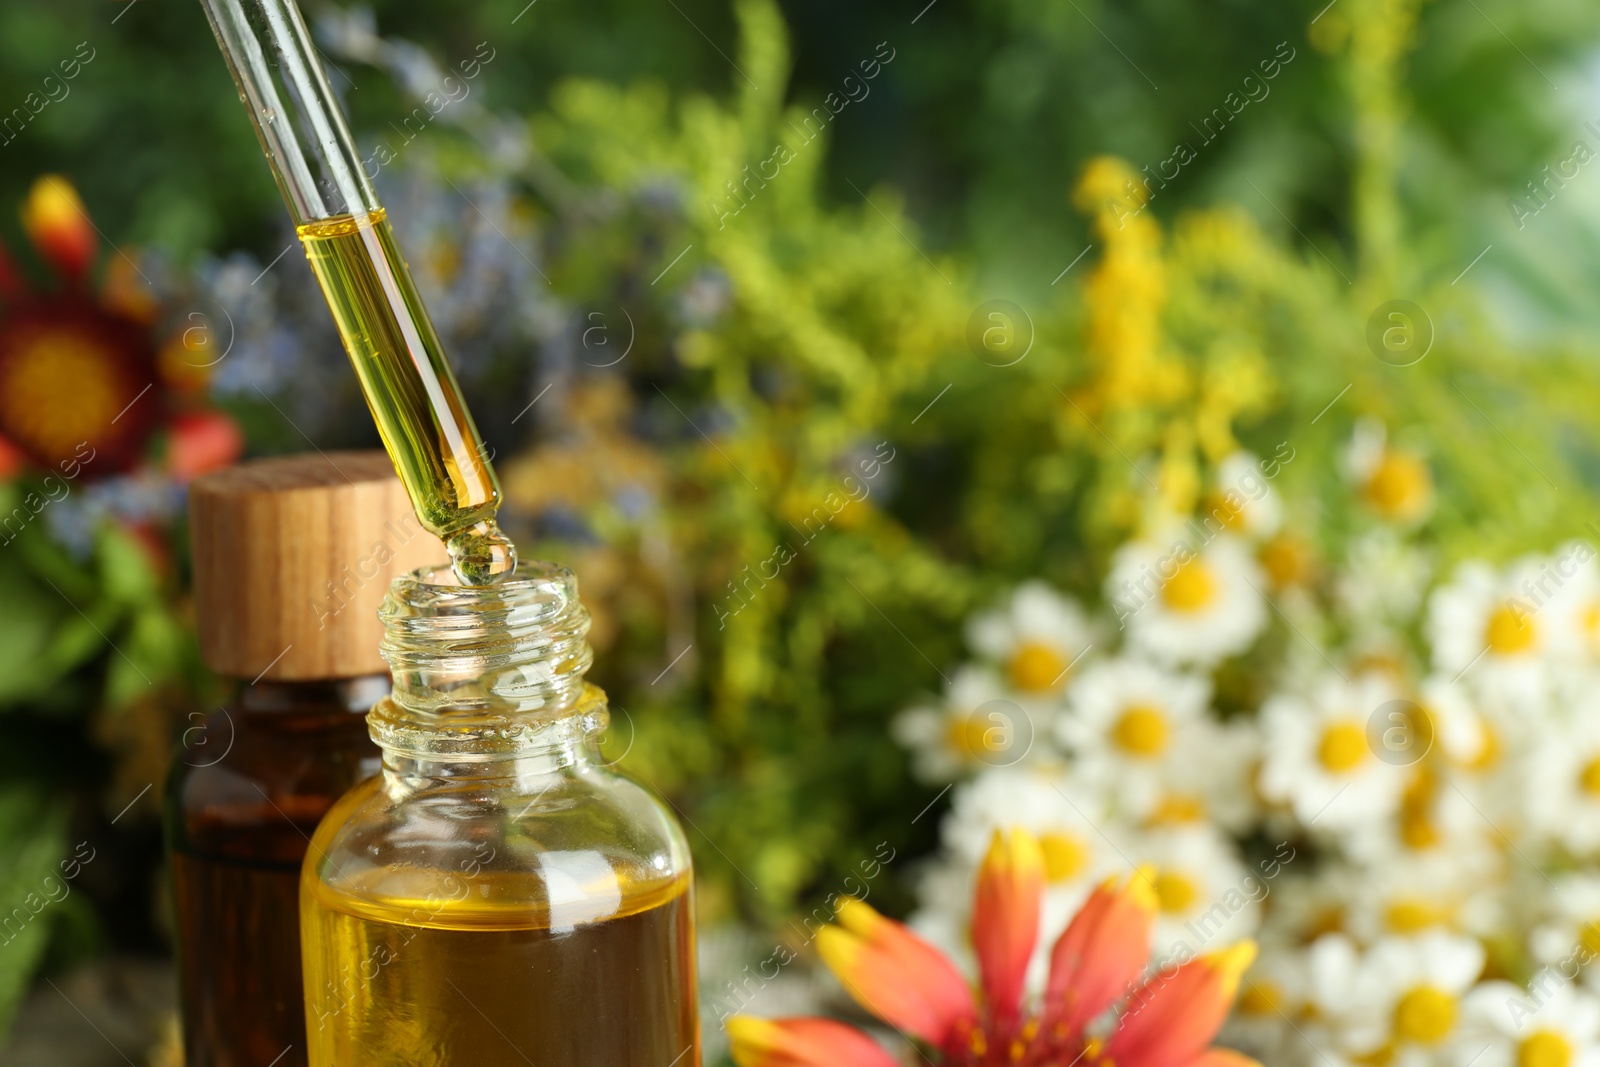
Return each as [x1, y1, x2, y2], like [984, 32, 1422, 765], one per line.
[234, 673, 391, 716]
[369, 562, 600, 775]
[378, 687, 607, 781]
[373, 683, 608, 779]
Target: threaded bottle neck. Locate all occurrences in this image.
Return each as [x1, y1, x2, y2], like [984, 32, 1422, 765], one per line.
[368, 561, 603, 759]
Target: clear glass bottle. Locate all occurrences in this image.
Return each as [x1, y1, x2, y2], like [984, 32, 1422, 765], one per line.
[301, 562, 699, 1067]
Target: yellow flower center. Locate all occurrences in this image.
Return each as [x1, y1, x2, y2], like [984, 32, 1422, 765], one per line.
[1008, 641, 1069, 693]
[1317, 720, 1369, 773]
[1161, 558, 1218, 613]
[1580, 757, 1600, 796]
[1581, 922, 1600, 959]
[1201, 491, 1246, 531]
[0, 328, 126, 461]
[1464, 720, 1499, 771]
[1363, 450, 1431, 521]
[1112, 704, 1171, 757]
[1303, 907, 1345, 943]
[1152, 869, 1200, 915]
[1399, 806, 1440, 849]
[1519, 1031, 1574, 1067]
[1399, 769, 1441, 849]
[1039, 831, 1089, 883]
[1260, 535, 1313, 589]
[1393, 986, 1457, 1044]
[945, 714, 993, 760]
[1485, 604, 1536, 655]
[1385, 898, 1450, 934]
[1150, 793, 1206, 824]
[1238, 979, 1284, 1016]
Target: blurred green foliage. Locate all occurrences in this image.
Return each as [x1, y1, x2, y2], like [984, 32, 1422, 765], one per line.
[2, 0, 1596, 285]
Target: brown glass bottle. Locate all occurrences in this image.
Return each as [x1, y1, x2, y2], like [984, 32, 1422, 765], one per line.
[166, 452, 444, 1067]
[166, 677, 384, 1067]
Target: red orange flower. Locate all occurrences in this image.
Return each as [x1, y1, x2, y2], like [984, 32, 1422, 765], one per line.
[0, 175, 241, 481]
[729, 828, 1259, 1067]
[0, 299, 162, 471]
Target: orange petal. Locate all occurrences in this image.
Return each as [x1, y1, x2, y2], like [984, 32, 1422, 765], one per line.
[726, 1017, 901, 1067]
[104, 255, 159, 325]
[1105, 942, 1257, 1067]
[1183, 1048, 1263, 1067]
[22, 176, 95, 281]
[165, 410, 244, 481]
[816, 897, 976, 1046]
[0, 434, 27, 480]
[1044, 867, 1158, 1035]
[973, 827, 1044, 1021]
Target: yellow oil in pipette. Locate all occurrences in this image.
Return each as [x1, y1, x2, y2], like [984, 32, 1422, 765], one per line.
[297, 209, 515, 585]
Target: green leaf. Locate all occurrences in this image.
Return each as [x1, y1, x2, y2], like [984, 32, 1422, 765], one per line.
[0, 788, 70, 1038]
[94, 526, 160, 607]
[0, 550, 70, 707]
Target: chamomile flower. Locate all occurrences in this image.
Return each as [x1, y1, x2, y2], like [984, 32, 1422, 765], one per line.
[1334, 836, 1506, 943]
[1146, 718, 1261, 834]
[1371, 933, 1487, 1059]
[1056, 656, 1213, 820]
[1199, 451, 1283, 540]
[1258, 530, 1318, 593]
[1428, 556, 1581, 708]
[1523, 707, 1600, 855]
[1344, 419, 1435, 526]
[1416, 675, 1531, 827]
[1258, 672, 1410, 833]
[892, 667, 1045, 783]
[1455, 980, 1600, 1067]
[965, 580, 1095, 695]
[1337, 529, 1434, 629]
[935, 767, 1114, 875]
[1528, 873, 1600, 980]
[1303, 932, 1365, 1029]
[1107, 532, 1267, 667]
[1417, 676, 1499, 768]
[1552, 543, 1600, 661]
[1315, 931, 1486, 1062]
[1342, 761, 1488, 862]
[1221, 940, 1310, 1064]
[1128, 824, 1260, 961]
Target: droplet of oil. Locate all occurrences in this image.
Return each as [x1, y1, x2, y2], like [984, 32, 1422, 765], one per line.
[446, 519, 518, 586]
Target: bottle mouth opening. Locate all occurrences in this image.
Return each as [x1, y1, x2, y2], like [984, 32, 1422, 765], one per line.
[386, 560, 583, 619]
[371, 560, 597, 752]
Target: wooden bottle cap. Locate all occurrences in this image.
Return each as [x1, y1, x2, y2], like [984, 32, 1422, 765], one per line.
[189, 451, 446, 681]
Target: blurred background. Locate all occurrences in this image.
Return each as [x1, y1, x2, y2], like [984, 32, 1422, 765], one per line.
[8, 0, 1600, 1062]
